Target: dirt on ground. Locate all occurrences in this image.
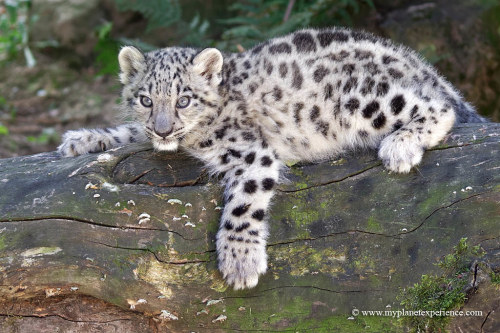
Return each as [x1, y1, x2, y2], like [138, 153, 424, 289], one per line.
[0, 55, 120, 158]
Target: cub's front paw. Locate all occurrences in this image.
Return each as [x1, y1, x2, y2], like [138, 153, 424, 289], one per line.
[378, 133, 424, 173]
[58, 130, 110, 157]
[217, 230, 268, 290]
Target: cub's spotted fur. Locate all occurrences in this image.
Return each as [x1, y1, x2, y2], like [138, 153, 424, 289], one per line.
[58, 28, 486, 289]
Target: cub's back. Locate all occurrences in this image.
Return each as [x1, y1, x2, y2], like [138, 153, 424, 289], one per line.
[222, 28, 468, 161]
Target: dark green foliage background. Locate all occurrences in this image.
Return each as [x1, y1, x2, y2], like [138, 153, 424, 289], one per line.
[93, 0, 375, 75]
[111, 0, 375, 51]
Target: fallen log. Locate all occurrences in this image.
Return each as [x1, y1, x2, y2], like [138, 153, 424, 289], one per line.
[0, 123, 499, 332]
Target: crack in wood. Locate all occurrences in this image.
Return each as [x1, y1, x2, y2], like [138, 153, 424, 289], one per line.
[394, 192, 488, 237]
[89, 240, 213, 264]
[0, 216, 195, 241]
[221, 285, 386, 301]
[279, 163, 381, 193]
[472, 262, 479, 288]
[0, 313, 133, 324]
[128, 168, 155, 184]
[109, 147, 155, 173]
[428, 140, 492, 151]
[268, 228, 400, 248]
[480, 310, 492, 333]
[196, 328, 307, 332]
[477, 235, 500, 244]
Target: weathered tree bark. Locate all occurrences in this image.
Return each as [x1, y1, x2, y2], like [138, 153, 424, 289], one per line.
[0, 123, 498, 332]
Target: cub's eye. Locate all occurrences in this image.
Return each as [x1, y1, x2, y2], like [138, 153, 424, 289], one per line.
[140, 96, 153, 108]
[176, 96, 191, 108]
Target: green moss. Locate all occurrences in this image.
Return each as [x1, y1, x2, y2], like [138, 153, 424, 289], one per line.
[398, 238, 485, 332]
[295, 182, 308, 190]
[417, 185, 452, 215]
[269, 244, 346, 276]
[291, 314, 398, 332]
[490, 271, 500, 285]
[0, 234, 6, 251]
[367, 274, 384, 288]
[271, 187, 327, 237]
[349, 244, 379, 276]
[352, 256, 376, 273]
[112, 257, 133, 273]
[366, 216, 383, 233]
[222, 294, 399, 332]
[205, 215, 220, 234]
[289, 165, 305, 177]
[290, 208, 319, 230]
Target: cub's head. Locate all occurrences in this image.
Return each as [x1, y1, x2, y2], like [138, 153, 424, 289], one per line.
[118, 46, 224, 151]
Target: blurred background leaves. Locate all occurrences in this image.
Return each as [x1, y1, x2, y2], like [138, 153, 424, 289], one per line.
[0, 0, 36, 67]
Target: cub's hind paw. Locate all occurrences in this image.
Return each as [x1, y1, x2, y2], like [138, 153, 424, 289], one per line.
[217, 232, 268, 290]
[378, 133, 424, 173]
[220, 256, 267, 290]
[223, 267, 261, 290]
[58, 130, 110, 157]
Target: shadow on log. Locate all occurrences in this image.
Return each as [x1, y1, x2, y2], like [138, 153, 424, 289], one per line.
[0, 123, 499, 332]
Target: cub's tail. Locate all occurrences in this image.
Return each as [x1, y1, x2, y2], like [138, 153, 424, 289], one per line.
[455, 100, 489, 123]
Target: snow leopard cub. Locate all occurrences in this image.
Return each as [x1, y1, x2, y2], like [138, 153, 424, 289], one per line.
[58, 28, 485, 290]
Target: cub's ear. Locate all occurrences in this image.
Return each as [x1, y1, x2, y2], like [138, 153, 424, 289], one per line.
[192, 48, 223, 82]
[118, 46, 146, 84]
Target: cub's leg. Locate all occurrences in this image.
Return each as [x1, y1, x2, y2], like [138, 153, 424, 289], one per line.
[215, 146, 281, 290]
[378, 103, 455, 173]
[58, 123, 147, 157]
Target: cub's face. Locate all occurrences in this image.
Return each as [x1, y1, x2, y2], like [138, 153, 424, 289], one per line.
[119, 46, 224, 151]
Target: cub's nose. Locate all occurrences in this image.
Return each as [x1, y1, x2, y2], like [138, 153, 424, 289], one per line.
[154, 112, 173, 138]
[154, 127, 173, 138]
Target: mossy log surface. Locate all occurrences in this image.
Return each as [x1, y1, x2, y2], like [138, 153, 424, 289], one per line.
[0, 123, 499, 332]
